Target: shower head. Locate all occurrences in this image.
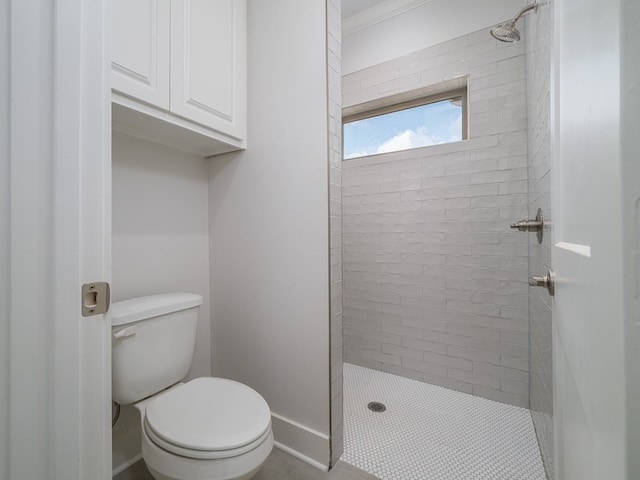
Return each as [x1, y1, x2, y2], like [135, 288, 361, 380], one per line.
[490, 1, 538, 43]
[490, 20, 520, 43]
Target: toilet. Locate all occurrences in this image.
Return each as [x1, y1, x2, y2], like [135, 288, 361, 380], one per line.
[111, 292, 273, 480]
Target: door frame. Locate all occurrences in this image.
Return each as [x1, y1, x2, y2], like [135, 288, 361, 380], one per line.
[621, 0, 640, 475]
[3, 0, 111, 478]
[550, 0, 639, 478]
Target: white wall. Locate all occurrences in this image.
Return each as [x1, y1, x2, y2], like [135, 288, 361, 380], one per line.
[111, 132, 211, 473]
[623, 0, 640, 474]
[208, 0, 331, 467]
[343, 0, 523, 74]
[0, 0, 9, 477]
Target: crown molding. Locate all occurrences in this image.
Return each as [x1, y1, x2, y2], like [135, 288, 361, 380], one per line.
[343, 0, 432, 36]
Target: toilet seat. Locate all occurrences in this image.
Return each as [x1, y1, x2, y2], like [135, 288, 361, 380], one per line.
[144, 418, 272, 460]
[144, 377, 272, 460]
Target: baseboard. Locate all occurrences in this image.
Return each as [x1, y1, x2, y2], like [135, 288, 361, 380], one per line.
[112, 453, 142, 477]
[270, 413, 330, 471]
[111, 404, 143, 477]
[111, 413, 331, 475]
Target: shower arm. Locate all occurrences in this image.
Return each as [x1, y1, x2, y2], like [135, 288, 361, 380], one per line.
[511, 2, 537, 23]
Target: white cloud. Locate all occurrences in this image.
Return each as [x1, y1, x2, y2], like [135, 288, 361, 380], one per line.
[375, 126, 442, 154]
[344, 125, 455, 159]
[344, 150, 371, 159]
[449, 113, 463, 142]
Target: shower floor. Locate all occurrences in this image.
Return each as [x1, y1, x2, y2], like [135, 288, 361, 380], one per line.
[342, 363, 546, 480]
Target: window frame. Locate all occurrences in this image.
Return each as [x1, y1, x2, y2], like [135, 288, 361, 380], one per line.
[342, 79, 469, 159]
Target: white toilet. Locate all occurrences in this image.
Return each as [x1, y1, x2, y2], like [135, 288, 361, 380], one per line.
[111, 292, 273, 480]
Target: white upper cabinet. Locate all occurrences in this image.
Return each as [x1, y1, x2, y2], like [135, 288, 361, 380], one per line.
[170, 0, 245, 138]
[112, 0, 170, 109]
[111, 0, 246, 157]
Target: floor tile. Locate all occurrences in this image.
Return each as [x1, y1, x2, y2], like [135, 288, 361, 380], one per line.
[342, 363, 546, 480]
[114, 446, 379, 480]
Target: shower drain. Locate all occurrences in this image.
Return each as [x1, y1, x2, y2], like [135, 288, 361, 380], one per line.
[367, 401, 386, 412]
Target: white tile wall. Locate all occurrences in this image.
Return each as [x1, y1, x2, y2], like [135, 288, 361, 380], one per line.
[342, 27, 530, 408]
[525, 1, 554, 477]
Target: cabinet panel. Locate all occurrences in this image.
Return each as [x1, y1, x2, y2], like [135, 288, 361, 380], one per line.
[111, 0, 170, 109]
[170, 0, 246, 139]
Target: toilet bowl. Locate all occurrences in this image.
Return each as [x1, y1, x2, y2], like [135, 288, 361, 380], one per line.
[111, 293, 273, 480]
[135, 378, 273, 480]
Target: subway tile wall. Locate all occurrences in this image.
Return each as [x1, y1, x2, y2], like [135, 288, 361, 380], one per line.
[327, 0, 343, 467]
[525, 1, 554, 477]
[342, 28, 530, 408]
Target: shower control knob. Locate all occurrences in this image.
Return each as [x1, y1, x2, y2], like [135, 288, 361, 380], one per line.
[529, 269, 555, 296]
[510, 208, 544, 244]
[510, 219, 542, 232]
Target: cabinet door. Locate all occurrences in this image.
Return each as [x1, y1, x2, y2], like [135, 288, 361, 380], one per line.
[112, 0, 170, 109]
[170, 0, 246, 140]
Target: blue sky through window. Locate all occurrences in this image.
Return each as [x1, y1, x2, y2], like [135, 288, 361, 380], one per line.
[343, 98, 462, 159]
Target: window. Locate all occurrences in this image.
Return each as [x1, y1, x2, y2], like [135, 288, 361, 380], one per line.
[343, 88, 467, 160]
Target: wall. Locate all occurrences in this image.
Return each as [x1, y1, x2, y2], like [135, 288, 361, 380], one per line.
[342, 0, 520, 75]
[620, 2, 640, 475]
[208, 0, 331, 469]
[524, 0, 553, 477]
[342, 29, 531, 407]
[327, 0, 343, 468]
[0, 0, 9, 477]
[622, 0, 640, 473]
[111, 132, 211, 473]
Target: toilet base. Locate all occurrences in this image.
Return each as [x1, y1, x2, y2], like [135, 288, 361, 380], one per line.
[146, 462, 264, 480]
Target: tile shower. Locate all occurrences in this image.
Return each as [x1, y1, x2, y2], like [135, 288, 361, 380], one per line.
[340, 5, 555, 478]
[342, 27, 530, 408]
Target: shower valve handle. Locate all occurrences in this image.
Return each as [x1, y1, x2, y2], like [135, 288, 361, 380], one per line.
[510, 219, 542, 232]
[510, 208, 544, 244]
[529, 269, 555, 297]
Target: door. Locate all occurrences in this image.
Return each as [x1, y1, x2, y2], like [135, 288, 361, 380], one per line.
[170, 0, 246, 139]
[2, 0, 111, 479]
[111, 0, 170, 109]
[551, 0, 636, 478]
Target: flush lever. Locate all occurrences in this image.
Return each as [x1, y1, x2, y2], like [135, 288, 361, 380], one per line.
[113, 325, 136, 339]
[529, 269, 555, 296]
[510, 208, 544, 244]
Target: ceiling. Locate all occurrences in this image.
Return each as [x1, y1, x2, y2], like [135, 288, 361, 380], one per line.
[342, 0, 389, 19]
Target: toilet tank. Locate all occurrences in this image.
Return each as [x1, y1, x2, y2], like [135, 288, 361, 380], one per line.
[111, 293, 203, 405]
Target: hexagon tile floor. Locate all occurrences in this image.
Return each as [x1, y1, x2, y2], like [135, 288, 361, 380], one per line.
[342, 363, 546, 480]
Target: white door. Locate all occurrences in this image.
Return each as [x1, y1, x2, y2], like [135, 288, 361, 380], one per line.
[551, 0, 637, 478]
[2, 0, 111, 479]
[170, 0, 246, 138]
[111, 0, 170, 109]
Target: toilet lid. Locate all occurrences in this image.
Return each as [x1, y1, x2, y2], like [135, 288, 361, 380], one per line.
[145, 377, 271, 452]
